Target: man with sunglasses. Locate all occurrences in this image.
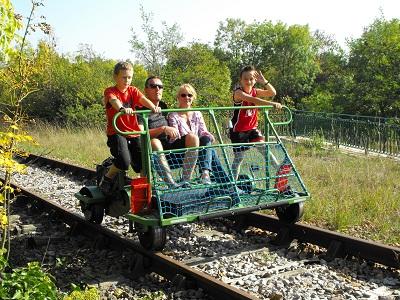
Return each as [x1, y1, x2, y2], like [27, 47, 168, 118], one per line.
[137, 76, 199, 188]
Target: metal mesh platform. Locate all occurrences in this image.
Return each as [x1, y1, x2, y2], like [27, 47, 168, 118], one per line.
[151, 142, 307, 218]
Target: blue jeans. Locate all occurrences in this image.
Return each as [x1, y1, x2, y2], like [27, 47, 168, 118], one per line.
[198, 136, 229, 184]
[152, 136, 230, 184]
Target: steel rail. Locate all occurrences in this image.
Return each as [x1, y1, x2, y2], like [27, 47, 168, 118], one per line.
[6, 179, 258, 300]
[239, 213, 399, 269]
[20, 154, 400, 269]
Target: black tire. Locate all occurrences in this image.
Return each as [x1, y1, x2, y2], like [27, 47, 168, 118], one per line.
[137, 226, 166, 251]
[81, 202, 104, 224]
[275, 202, 304, 224]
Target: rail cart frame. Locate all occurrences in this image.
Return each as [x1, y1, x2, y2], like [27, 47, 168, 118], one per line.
[76, 105, 310, 250]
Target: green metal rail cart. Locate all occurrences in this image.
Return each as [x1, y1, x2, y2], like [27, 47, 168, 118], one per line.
[75, 105, 310, 250]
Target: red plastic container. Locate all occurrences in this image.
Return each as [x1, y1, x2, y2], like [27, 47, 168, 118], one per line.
[274, 164, 291, 192]
[130, 177, 151, 214]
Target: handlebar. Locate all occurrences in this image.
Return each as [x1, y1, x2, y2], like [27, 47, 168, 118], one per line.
[268, 106, 292, 126]
[112, 105, 293, 135]
[112, 111, 146, 136]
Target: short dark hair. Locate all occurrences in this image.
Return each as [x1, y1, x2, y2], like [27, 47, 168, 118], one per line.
[239, 65, 256, 78]
[144, 75, 161, 88]
[113, 61, 133, 75]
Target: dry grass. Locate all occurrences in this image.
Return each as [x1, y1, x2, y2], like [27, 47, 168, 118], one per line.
[20, 124, 400, 246]
[21, 123, 109, 169]
[286, 142, 400, 246]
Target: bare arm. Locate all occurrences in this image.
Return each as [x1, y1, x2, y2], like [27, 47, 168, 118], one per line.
[254, 70, 276, 98]
[108, 97, 123, 111]
[234, 89, 282, 109]
[105, 94, 136, 115]
[197, 112, 214, 142]
[138, 96, 161, 113]
[147, 126, 178, 138]
[256, 84, 276, 98]
[148, 127, 164, 138]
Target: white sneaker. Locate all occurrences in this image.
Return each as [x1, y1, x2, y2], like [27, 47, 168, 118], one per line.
[201, 173, 212, 185]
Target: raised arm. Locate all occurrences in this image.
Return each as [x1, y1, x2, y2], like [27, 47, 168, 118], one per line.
[253, 70, 276, 98]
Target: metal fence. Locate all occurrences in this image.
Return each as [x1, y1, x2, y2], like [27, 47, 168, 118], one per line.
[289, 110, 400, 156]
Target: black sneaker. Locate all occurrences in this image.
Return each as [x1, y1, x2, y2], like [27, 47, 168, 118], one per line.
[99, 176, 113, 195]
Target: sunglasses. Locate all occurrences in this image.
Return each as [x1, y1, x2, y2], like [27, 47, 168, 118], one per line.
[180, 93, 193, 98]
[148, 83, 163, 89]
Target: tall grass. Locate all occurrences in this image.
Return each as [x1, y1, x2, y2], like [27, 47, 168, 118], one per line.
[21, 124, 400, 246]
[286, 141, 400, 246]
[21, 122, 109, 168]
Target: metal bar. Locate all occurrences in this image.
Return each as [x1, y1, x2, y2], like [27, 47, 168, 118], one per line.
[9, 182, 258, 300]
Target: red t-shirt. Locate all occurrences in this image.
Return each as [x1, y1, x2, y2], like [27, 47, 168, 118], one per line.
[104, 86, 144, 137]
[231, 87, 258, 132]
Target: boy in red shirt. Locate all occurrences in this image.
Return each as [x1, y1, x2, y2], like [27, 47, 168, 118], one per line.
[100, 61, 160, 194]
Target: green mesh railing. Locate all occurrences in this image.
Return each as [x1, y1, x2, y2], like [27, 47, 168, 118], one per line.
[292, 110, 400, 156]
[139, 106, 309, 220]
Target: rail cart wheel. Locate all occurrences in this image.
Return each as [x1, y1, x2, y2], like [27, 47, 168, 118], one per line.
[137, 226, 166, 251]
[231, 214, 249, 231]
[81, 202, 104, 224]
[275, 202, 304, 224]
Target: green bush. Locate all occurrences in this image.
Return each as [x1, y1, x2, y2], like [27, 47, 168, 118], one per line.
[63, 285, 100, 300]
[64, 103, 105, 127]
[0, 261, 58, 300]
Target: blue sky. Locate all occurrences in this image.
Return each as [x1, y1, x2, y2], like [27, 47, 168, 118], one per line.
[13, 0, 400, 61]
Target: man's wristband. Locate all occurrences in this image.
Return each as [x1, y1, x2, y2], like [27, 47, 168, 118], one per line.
[119, 107, 125, 112]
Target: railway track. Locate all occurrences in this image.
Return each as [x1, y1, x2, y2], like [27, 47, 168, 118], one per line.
[22, 154, 400, 269]
[5, 165, 257, 299]
[5, 154, 400, 299]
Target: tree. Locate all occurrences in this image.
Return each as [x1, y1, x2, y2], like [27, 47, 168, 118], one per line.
[214, 18, 247, 85]
[17, 43, 119, 126]
[129, 5, 183, 75]
[131, 63, 148, 91]
[0, 0, 22, 62]
[162, 43, 231, 107]
[347, 17, 400, 117]
[0, 0, 49, 260]
[214, 19, 320, 106]
[302, 31, 350, 112]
